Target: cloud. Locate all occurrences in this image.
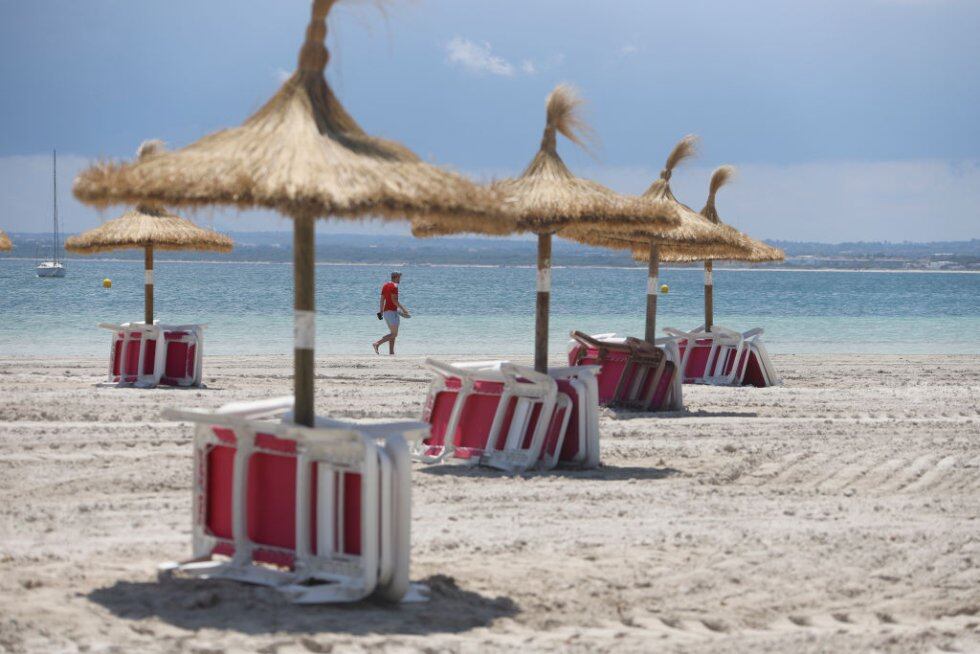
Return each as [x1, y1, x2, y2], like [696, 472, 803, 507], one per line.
[275, 68, 292, 82]
[578, 159, 980, 243]
[444, 38, 562, 78]
[445, 37, 515, 76]
[618, 44, 640, 57]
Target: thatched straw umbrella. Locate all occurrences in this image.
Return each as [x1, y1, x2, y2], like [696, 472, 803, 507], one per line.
[561, 136, 743, 342]
[481, 84, 679, 372]
[624, 166, 784, 330]
[72, 0, 501, 426]
[677, 165, 784, 331]
[66, 204, 233, 324]
[0, 229, 11, 252]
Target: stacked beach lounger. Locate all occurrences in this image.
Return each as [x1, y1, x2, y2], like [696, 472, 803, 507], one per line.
[414, 359, 601, 472]
[100, 322, 205, 388]
[567, 331, 684, 412]
[160, 398, 428, 603]
[664, 325, 780, 387]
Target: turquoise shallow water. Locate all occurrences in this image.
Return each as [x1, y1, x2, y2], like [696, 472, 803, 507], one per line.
[1, 258, 978, 356]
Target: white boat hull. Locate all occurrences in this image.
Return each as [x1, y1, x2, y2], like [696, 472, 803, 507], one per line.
[36, 262, 66, 278]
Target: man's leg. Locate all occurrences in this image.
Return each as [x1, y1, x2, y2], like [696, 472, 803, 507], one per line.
[375, 317, 398, 354]
[373, 332, 392, 353]
[388, 324, 399, 355]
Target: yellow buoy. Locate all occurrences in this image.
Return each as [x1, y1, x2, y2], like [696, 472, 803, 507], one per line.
[102, 278, 112, 289]
[660, 284, 669, 294]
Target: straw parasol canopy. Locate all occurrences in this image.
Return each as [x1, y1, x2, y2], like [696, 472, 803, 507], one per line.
[561, 136, 744, 258]
[72, 4, 498, 225]
[65, 204, 232, 255]
[627, 165, 784, 331]
[0, 229, 11, 252]
[481, 84, 680, 372]
[628, 165, 784, 263]
[72, 0, 504, 425]
[66, 203, 233, 325]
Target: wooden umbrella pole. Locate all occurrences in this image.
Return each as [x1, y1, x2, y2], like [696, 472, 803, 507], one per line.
[534, 232, 552, 374]
[144, 245, 154, 325]
[645, 243, 660, 344]
[704, 260, 714, 332]
[293, 214, 316, 427]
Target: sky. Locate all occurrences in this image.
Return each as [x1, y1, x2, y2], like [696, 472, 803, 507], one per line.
[1, 0, 978, 242]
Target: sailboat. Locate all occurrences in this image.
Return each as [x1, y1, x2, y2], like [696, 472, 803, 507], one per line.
[36, 150, 66, 278]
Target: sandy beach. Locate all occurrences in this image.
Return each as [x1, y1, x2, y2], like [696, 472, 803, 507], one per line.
[0, 353, 978, 653]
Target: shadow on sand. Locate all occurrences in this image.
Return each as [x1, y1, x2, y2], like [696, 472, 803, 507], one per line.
[88, 574, 518, 636]
[92, 383, 220, 391]
[606, 408, 758, 420]
[419, 463, 681, 481]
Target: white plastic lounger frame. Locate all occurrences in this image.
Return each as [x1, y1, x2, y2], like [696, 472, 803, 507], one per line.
[548, 365, 601, 469]
[665, 325, 746, 386]
[100, 321, 164, 387]
[538, 393, 573, 470]
[674, 325, 780, 386]
[418, 359, 558, 473]
[160, 397, 428, 604]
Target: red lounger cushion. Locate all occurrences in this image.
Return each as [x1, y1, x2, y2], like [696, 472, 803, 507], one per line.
[205, 427, 361, 569]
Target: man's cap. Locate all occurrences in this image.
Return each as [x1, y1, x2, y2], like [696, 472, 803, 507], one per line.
[391, 271, 402, 276]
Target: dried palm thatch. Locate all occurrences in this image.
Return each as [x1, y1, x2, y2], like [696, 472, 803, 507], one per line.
[629, 237, 782, 263]
[410, 215, 516, 238]
[621, 165, 784, 263]
[489, 84, 680, 234]
[566, 226, 747, 262]
[700, 165, 735, 226]
[734, 237, 785, 263]
[0, 229, 11, 252]
[65, 205, 233, 255]
[72, 0, 500, 227]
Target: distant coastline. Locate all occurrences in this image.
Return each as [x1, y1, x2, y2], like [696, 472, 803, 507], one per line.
[4, 232, 979, 272]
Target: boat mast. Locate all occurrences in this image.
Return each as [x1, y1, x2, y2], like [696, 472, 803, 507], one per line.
[52, 150, 59, 263]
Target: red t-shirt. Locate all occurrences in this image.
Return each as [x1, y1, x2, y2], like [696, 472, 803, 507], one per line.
[381, 282, 399, 312]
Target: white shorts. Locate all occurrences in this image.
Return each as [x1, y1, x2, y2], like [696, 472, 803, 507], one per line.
[383, 310, 400, 329]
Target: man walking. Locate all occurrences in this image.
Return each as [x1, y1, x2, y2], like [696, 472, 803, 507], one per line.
[373, 271, 410, 355]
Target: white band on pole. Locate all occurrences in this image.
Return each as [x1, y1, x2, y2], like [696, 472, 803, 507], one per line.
[704, 269, 713, 286]
[145, 269, 154, 285]
[536, 268, 552, 292]
[647, 276, 659, 295]
[294, 310, 315, 350]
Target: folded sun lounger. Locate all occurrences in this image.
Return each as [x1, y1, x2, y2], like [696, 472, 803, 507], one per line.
[100, 322, 205, 388]
[567, 331, 682, 412]
[664, 325, 780, 387]
[160, 397, 428, 604]
[416, 359, 603, 471]
[417, 359, 560, 472]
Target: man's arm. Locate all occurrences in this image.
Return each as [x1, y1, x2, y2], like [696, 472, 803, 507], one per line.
[396, 300, 410, 316]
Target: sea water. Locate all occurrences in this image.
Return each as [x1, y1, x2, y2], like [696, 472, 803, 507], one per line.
[0, 258, 978, 357]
